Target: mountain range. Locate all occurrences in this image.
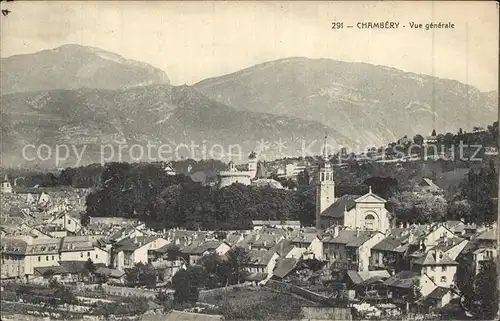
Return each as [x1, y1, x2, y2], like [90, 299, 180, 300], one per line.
[0, 44, 497, 167]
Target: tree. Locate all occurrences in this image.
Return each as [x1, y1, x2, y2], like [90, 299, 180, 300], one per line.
[199, 252, 232, 288]
[172, 268, 201, 304]
[165, 244, 182, 262]
[84, 258, 97, 275]
[125, 262, 157, 288]
[389, 188, 447, 224]
[226, 246, 252, 284]
[460, 260, 499, 319]
[413, 134, 424, 145]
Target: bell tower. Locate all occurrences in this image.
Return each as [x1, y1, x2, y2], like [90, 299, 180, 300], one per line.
[316, 136, 335, 229]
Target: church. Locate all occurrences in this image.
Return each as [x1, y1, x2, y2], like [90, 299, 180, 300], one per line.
[315, 139, 391, 232]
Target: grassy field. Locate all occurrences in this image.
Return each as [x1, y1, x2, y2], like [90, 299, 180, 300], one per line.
[200, 286, 315, 320]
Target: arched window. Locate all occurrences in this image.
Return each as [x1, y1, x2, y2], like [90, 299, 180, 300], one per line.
[365, 214, 376, 230]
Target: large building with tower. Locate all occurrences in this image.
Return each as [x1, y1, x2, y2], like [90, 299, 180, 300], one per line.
[315, 138, 391, 232]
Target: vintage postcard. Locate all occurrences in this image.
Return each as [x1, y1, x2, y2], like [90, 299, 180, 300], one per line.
[0, 1, 498, 320]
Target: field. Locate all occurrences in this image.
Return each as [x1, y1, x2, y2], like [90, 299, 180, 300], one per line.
[200, 286, 316, 320]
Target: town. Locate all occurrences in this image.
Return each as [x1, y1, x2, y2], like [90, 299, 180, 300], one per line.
[0, 127, 498, 321]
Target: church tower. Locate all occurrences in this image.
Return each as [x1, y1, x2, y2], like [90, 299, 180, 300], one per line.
[316, 136, 335, 229]
[1, 175, 13, 194]
[248, 151, 258, 179]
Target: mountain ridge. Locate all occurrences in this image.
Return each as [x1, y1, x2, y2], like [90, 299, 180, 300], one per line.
[194, 57, 497, 146]
[0, 44, 170, 94]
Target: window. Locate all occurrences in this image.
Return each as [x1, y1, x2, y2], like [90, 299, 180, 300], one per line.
[364, 214, 376, 230]
[96, 254, 99, 259]
[321, 173, 325, 181]
[46, 256, 49, 261]
[38, 256, 41, 262]
[67, 220, 71, 225]
[431, 266, 436, 272]
[80, 252, 83, 258]
[440, 276, 447, 283]
[52, 256, 54, 261]
[87, 252, 90, 257]
[442, 266, 447, 272]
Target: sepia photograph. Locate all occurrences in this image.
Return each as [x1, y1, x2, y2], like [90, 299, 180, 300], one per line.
[0, 1, 498, 320]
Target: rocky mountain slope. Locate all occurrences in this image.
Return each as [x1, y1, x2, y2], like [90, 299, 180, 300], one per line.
[195, 57, 497, 146]
[0, 44, 169, 94]
[1, 85, 351, 167]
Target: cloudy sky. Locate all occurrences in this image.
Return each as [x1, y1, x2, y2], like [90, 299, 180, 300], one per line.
[1, 1, 498, 91]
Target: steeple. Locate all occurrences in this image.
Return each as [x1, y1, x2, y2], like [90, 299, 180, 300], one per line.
[316, 134, 335, 230]
[322, 134, 331, 169]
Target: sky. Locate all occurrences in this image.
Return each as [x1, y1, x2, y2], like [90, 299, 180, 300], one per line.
[1, 1, 498, 91]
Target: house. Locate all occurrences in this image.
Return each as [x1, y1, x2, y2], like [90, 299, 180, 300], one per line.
[94, 267, 126, 285]
[271, 257, 299, 280]
[180, 240, 231, 265]
[245, 249, 279, 281]
[345, 270, 391, 298]
[411, 249, 459, 290]
[59, 236, 96, 262]
[24, 238, 63, 276]
[1, 238, 28, 279]
[113, 236, 169, 270]
[421, 286, 453, 310]
[369, 224, 456, 273]
[321, 227, 385, 272]
[51, 212, 82, 233]
[384, 270, 436, 303]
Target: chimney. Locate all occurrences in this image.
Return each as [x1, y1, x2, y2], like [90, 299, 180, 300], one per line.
[408, 232, 414, 244]
[356, 227, 360, 237]
[434, 250, 440, 263]
[385, 229, 391, 236]
[443, 234, 448, 245]
[255, 234, 260, 241]
[248, 242, 253, 250]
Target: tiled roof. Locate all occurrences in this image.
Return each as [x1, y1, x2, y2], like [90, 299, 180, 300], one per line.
[272, 258, 298, 278]
[58, 260, 106, 274]
[60, 236, 94, 252]
[426, 286, 450, 300]
[26, 238, 62, 255]
[384, 271, 420, 289]
[270, 239, 295, 257]
[1, 238, 28, 254]
[95, 267, 126, 278]
[249, 249, 276, 266]
[413, 250, 458, 266]
[477, 228, 496, 241]
[347, 270, 391, 285]
[115, 236, 161, 252]
[320, 195, 360, 218]
[321, 230, 377, 246]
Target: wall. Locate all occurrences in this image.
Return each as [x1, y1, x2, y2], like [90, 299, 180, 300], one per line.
[266, 280, 331, 305]
[101, 284, 158, 298]
[301, 306, 352, 320]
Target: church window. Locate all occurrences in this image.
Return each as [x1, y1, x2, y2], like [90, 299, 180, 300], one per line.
[364, 214, 376, 230]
